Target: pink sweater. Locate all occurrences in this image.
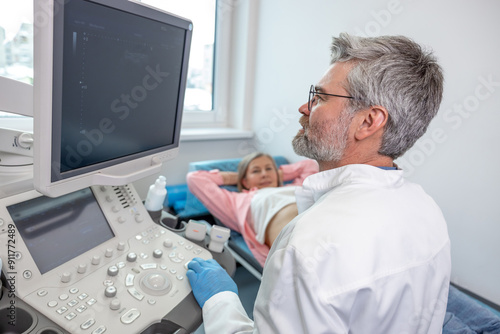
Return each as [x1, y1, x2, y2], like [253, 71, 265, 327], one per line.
[186, 159, 319, 266]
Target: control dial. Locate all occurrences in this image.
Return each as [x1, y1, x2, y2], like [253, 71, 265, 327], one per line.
[105, 286, 117, 298]
[61, 272, 72, 283]
[110, 299, 121, 310]
[126, 252, 137, 262]
[153, 249, 163, 258]
[117, 242, 126, 251]
[18, 132, 34, 149]
[107, 265, 119, 277]
[91, 255, 101, 265]
[105, 248, 114, 258]
[77, 264, 87, 274]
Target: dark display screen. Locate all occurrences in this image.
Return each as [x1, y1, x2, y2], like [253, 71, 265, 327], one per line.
[7, 188, 115, 274]
[55, 0, 186, 175]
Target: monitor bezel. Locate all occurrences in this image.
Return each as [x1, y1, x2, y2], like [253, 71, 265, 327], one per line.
[34, 0, 192, 198]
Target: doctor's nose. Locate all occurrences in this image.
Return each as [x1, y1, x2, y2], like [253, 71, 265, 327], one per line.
[299, 102, 309, 116]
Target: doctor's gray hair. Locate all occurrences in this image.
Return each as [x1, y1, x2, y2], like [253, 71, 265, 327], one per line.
[331, 33, 444, 159]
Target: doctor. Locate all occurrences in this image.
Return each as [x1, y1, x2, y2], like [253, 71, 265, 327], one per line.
[187, 32, 451, 333]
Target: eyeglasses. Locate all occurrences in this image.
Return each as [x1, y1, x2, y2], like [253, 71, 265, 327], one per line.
[308, 84, 354, 111]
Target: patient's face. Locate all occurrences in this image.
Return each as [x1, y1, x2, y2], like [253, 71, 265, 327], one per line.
[242, 156, 279, 190]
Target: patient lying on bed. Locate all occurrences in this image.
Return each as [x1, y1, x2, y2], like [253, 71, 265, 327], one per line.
[186, 152, 318, 266]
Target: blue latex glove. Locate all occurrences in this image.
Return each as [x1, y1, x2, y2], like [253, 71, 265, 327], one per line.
[186, 257, 238, 308]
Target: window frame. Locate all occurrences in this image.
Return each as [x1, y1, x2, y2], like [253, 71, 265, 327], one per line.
[180, 0, 230, 128]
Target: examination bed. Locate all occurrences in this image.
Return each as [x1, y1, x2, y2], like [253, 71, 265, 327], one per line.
[166, 156, 500, 333]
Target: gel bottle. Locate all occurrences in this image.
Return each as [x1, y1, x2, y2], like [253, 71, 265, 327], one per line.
[144, 175, 167, 223]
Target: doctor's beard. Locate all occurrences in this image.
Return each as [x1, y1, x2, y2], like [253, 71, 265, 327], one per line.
[292, 109, 354, 163]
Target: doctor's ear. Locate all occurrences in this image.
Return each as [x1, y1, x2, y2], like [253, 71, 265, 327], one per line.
[354, 106, 389, 141]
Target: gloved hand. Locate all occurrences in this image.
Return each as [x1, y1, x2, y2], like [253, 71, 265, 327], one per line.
[186, 257, 238, 308]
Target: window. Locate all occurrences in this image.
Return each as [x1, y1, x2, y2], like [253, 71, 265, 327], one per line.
[0, 0, 33, 85]
[1, 0, 257, 137]
[139, 0, 216, 113]
[0, 0, 218, 124]
[0, 0, 33, 122]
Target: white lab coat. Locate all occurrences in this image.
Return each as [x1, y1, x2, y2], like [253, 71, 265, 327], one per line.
[202, 164, 451, 334]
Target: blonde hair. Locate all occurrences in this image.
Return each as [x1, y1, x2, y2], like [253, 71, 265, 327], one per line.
[237, 152, 281, 191]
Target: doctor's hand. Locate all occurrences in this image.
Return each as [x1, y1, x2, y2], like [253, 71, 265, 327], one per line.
[186, 257, 238, 308]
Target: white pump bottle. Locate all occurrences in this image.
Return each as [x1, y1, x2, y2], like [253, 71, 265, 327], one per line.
[144, 175, 167, 222]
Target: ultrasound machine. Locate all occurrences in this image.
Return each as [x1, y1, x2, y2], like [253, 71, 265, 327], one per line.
[0, 1, 217, 333]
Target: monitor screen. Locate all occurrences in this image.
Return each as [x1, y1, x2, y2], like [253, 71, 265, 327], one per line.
[7, 188, 115, 274]
[34, 0, 192, 197]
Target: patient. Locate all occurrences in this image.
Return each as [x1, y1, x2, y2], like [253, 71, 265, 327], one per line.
[186, 152, 318, 266]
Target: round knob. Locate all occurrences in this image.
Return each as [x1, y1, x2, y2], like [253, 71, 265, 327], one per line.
[61, 272, 71, 283]
[77, 264, 87, 274]
[18, 132, 34, 149]
[105, 248, 114, 258]
[163, 239, 173, 248]
[135, 215, 144, 223]
[107, 265, 119, 277]
[105, 286, 117, 298]
[126, 252, 137, 262]
[110, 299, 121, 310]
[91, 255, 101, 265]
[118, 216, 126, 223]
[117, 242, 126, 251]
[105, 195, 113, 202]
[112, 206, 120, 213]
[153, 249, 163, 258]
[100, 186, 107, 192]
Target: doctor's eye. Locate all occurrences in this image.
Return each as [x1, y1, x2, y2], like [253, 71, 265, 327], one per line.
[310, 95, 322, 107]
[314, 94, 323, 102]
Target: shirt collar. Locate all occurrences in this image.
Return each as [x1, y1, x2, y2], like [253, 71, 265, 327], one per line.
[295, 164, 403, 214]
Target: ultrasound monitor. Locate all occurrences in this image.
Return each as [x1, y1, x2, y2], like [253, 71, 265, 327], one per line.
[34, 0, 192, 197]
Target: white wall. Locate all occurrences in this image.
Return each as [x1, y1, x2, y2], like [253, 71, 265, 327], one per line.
[248, 0, 500, 304]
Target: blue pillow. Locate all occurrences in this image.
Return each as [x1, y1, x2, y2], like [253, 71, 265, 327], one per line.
[179, 156, 289, 218]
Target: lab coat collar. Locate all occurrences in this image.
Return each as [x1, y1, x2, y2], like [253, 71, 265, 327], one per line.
[295, 164, 404, 214]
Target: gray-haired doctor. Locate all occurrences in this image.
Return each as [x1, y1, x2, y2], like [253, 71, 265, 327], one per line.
[187, 32, 451, 333]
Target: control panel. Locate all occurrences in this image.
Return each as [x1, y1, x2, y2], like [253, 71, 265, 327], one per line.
[0, 184, 212, 333]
